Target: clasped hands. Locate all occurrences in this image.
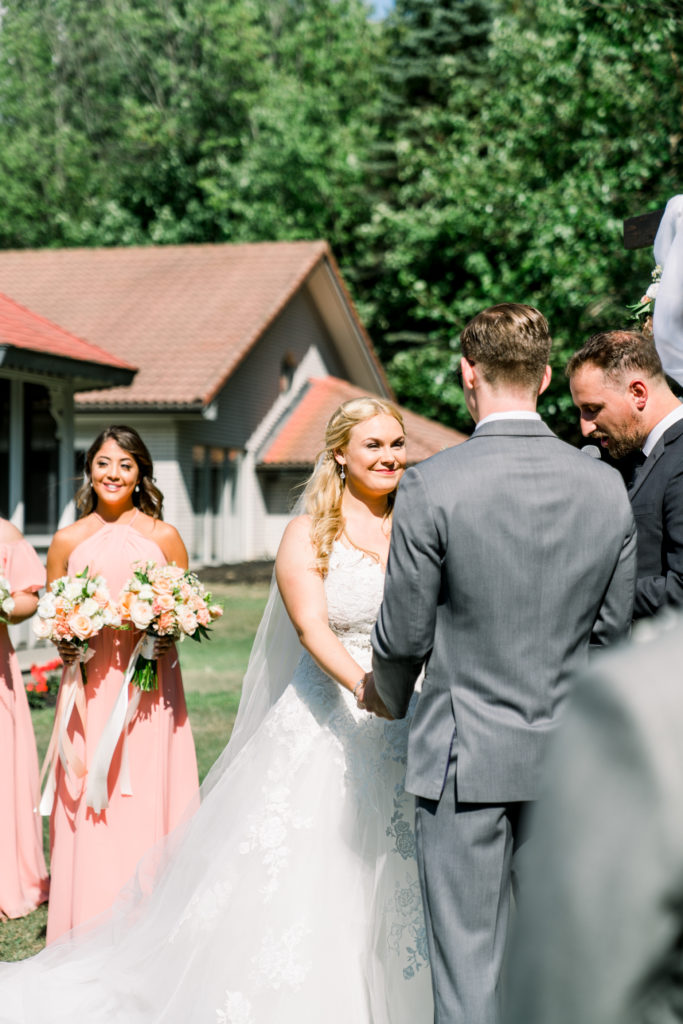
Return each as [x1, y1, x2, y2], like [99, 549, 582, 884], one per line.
[354, 672, 393, 720]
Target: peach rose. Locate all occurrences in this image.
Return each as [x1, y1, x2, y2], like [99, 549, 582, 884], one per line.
[119, 590, 137, 619]
[67, 613, 94, 641]
[177, 607, 198, 635]
[53, 620, 73, 641]
[153, 592, 175, 613]
[156, 611, 176, 634]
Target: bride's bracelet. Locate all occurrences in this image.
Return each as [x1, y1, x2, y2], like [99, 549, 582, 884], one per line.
[352, 679, 364, 701]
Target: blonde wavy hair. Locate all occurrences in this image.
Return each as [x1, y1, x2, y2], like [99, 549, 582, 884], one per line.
[302, 396, 405, 575]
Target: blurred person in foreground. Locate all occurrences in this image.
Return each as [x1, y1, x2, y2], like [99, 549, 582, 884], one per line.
[505, 610, 683, 1024]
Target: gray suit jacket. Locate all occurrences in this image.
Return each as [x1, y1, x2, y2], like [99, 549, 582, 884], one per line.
[506, 613, 683, 1024]
[372, 418, 637, 803]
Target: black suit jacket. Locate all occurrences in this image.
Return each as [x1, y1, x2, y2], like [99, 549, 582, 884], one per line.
[629, 416, 683, 618]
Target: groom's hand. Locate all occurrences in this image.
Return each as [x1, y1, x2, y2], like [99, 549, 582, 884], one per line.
[360, 672, 394, 720]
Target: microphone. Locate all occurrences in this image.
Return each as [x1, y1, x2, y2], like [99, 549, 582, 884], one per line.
[581, 445, 602, 459]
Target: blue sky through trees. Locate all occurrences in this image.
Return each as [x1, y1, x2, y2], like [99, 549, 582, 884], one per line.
[370, 0, 394, 18]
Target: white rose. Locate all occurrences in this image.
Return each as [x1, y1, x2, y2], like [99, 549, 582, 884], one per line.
[647, 282, 660, 299]
[80, 597, 99, 618]
[130, 602, 155, 630]
[138, 584, 155, 602]
[37, 594, 57, 618]
[33, 616, 52, 640]
[64, 580, 82, 602]
[2, 596, 15, 615]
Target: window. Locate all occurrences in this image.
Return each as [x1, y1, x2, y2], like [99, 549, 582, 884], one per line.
[24, 383, 59, 533]
[279, 353, 297, 393]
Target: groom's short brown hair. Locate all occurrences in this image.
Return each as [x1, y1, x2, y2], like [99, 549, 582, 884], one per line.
[460, 303, 551, 391]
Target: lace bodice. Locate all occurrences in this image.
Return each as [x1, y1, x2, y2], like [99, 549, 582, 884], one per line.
[324, 542, 385, 669]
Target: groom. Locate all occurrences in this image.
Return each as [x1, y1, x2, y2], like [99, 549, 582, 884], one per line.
[363, 303, 637, 1024]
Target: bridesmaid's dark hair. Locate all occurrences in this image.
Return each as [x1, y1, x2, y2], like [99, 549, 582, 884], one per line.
[75, 425, 164, 519]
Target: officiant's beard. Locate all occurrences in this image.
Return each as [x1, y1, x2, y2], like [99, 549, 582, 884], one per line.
[592, 425, 643, 460]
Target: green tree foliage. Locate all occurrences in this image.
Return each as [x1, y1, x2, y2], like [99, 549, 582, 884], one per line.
[354, 0, 683, 437]
[354, 0, 497, 428]
[0, 0, 269, 246]
[0, 0, 681, 439]
[196, 0, 383, 260]
[0, 0, 379, 252]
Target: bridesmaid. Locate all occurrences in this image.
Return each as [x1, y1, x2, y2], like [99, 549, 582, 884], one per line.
[45, 425, 199, 943]
[0, 519, 49, 919]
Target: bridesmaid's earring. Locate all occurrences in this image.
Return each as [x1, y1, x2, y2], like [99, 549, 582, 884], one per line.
[134, 484, 140, 493]
[339, 467, 346, 484]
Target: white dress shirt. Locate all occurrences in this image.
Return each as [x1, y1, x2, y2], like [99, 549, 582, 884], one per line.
[474, 411, 541, 432]
[642, 402, 683, 457]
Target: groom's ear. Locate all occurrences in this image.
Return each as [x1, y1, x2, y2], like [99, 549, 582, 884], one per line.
[538, 364, 552, 396]
[461, 357, 476, 391]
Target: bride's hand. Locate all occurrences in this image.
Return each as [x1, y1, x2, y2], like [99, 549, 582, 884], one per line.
[359, 672, 393, 720]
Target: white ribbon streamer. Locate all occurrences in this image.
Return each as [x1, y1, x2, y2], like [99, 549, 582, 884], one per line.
[85, 632, 148, 813]
[39, 648, 94, 816]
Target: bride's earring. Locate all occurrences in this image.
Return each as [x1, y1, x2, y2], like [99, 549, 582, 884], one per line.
[339, 466, 346, 484]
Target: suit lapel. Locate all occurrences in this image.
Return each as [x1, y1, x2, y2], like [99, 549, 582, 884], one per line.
[628, 418, 683, 500]
[628, 444, 664, 499]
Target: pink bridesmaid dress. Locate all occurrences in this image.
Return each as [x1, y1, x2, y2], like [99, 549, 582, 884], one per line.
[47, 513, 199, 944]
[0, 536, 49, 918]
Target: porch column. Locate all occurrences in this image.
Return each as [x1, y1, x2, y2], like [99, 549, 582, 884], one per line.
[9, 379, 23, 530]
[201, 447, 212, 565]
[49, 382, 75, 529]
[239, 450, 256, 561]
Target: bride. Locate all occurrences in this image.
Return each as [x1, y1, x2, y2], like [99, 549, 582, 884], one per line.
[0, 396, 433, 1023]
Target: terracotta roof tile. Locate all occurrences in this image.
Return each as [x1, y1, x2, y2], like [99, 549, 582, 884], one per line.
[0, 241, 379, 407]
[0, 291, 134, 370]
[260, 377, 467, 467]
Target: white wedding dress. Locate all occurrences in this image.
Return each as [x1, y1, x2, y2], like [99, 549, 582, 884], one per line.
[0, 542, 432, 1023]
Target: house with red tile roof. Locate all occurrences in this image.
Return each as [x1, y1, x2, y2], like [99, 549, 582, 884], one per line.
[0, 242, 466, 562]
[0, 291, 135, 544]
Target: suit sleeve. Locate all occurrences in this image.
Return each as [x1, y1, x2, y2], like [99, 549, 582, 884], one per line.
[591, 501, 637, 647]
[371, 466, 443, 719]
[635, 463, 683, 618]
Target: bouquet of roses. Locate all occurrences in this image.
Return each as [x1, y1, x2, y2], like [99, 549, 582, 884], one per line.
[0, 576, 14, 623]
[36, 568, 120, 815]
[119, 561, 223, 691]
[33, 566, 120, 682]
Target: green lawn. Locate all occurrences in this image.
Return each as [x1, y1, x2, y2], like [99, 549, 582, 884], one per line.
[0, 582, 269, 962]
